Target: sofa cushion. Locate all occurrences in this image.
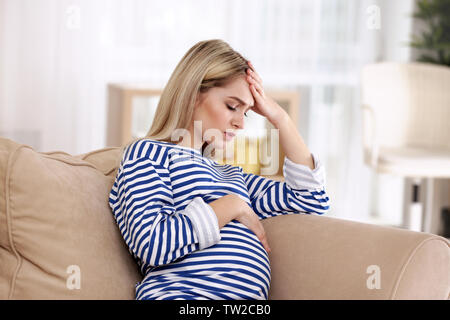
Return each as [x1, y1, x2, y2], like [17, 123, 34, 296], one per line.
[0, 137, 142, 299]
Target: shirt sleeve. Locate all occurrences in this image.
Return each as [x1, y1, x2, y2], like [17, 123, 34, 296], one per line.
[242, 153, 330, 220]
[109, 157, 221, 268]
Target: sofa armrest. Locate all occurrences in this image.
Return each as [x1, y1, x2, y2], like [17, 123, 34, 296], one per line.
[262, 214, 450, 300]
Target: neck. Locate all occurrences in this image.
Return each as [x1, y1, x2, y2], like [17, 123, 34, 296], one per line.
[176, 127, 204, 153]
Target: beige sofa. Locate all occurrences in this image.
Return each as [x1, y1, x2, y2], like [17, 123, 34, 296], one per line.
[0, 137, 449, 300]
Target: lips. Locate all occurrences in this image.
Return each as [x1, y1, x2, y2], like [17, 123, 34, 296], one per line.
[224, 131, 236, 140]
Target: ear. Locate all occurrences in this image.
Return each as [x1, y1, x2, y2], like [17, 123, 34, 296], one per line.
[194, 91, 204, 109]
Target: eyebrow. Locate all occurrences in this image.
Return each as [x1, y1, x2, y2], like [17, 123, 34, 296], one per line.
[227, 96, 254, 111]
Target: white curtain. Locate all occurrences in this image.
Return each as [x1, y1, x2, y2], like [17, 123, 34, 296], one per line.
[0, 0, 415, 222]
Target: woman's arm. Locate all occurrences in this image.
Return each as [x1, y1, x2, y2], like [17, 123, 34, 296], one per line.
[242, 154, 330, 220]
[246, 61, 314, 170]
[109, 157, 221, 267]
[208, 194, 271, 253]
[271, 110, 315, 170]
[243, 61, 330, 219]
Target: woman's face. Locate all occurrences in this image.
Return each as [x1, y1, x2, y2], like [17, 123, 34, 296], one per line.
[192, 75, 254, 150]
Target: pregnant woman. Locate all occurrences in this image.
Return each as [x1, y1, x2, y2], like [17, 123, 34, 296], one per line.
[109, 39, 330, 300]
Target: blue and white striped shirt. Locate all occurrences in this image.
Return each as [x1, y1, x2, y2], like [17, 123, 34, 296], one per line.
[109, 138, 330, 300]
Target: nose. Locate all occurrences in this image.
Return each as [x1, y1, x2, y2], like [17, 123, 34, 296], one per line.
[232, 112, 245, 129]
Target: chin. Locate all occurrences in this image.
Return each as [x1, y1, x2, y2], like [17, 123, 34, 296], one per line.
[203, 138, 227, 158]
[210, 138, 226, 151]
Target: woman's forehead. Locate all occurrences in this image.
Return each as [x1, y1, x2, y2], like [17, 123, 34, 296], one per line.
[217, 77, 254, 107]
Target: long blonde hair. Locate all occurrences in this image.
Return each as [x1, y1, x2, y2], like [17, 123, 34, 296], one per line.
[117, 39, 249, 163]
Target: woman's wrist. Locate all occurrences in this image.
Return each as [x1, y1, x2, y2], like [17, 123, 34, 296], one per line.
[208, 194, 242, 228]
[269, 107, 289, 129]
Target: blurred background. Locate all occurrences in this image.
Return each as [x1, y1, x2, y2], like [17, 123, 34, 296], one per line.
[0, 0, 449, 236]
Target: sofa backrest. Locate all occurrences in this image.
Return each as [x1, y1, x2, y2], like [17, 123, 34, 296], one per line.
[0, 137, 142, 299]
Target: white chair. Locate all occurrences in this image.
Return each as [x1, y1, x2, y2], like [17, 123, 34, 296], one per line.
[361, 62, 450, 234]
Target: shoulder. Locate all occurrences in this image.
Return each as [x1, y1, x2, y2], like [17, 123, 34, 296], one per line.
[122, 138, 204, 169]
[122, 138, 172, 165]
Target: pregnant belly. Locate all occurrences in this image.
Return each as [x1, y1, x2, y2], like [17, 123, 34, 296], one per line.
[140, 221, 271, 300]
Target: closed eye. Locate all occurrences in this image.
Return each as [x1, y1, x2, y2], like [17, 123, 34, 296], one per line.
[226, 104, 248, 117]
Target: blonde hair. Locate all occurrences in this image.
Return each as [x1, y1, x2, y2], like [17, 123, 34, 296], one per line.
[117, 39, 249, 164]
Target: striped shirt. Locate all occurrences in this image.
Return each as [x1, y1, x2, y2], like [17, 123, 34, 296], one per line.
[108, 138, 330, 300]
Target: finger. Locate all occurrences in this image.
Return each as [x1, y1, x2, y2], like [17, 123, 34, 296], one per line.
[238, 207, 271, 253]
[250, 84, 265, 103]
[249, 77, 263, 92]
[259, 232, 271, 253]
[247, 60, 256, 74]
[247, 62, 263, 84]
[246, 73, 263, 89]
[247, 68, 263, 85]
[249, 80, 265, 99]
[249, 84, 261, 100]
[246, 67, 263, 86]
[254, 223, 271, 253]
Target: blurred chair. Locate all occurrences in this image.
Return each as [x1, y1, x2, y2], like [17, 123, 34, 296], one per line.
[361, 62, 450, 233]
